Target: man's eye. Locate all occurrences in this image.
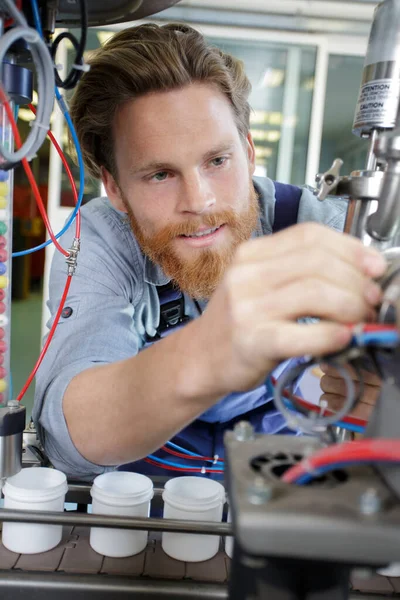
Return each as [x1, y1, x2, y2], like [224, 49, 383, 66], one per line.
[211, 156, 227, 167]
[151, 171, 169, 182]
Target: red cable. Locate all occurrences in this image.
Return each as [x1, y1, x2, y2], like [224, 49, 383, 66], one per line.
[15, 105, 81, 401]
[0, 86, 69, 257]
[162, 445, 224, 463]
[4, 0, 22, 28]
[16, 276, 72, 401]
[270, 375, 367, 428]
[282, 439, 400, 483]
[145, 457, 224, 474]
[28, 104, 81, 238]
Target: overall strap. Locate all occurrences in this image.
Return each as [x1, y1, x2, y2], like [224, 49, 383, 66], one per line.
[146, 282, 188, 341]
[272, 181, 302, 233]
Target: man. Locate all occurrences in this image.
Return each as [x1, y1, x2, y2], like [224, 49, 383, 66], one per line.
[33, 23, 384, 481]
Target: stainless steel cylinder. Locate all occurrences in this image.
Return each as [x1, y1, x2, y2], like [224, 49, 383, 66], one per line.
[353, 0, 400, 135]
[0, 431, 22, 480]
[0, 403, 25, 480]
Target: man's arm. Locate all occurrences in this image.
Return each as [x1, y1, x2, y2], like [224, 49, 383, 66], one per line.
[62, 222, 386, 467]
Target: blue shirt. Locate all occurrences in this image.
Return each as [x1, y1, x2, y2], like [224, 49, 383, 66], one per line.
[33, 177, 347, 480]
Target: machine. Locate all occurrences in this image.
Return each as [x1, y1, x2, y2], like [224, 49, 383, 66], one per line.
[0, 0, 400, 599]
[226, 1, 400, 598]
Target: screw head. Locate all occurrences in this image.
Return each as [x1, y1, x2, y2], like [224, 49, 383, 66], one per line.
[233, 421, 254, 442]
[359, 488, 381, 516]
[247, 476, 272, 505]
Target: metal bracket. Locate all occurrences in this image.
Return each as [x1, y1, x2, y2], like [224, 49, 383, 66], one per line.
[315, 158, 343, 201]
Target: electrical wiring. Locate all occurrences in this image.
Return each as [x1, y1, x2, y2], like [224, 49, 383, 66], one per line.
[272, 358, 359, 434]
[162, 445, 223, 464]
[50, 0, 88, 90]
[270, 374, 367, 428]
[12, 0, 85, 258]
[3, 0, 21, 28]
[147, 454, 223, 472]
[0, 0, 55, 165]
[145, 456, 224, 474]
[165, 440, 224, 462]
[27, 103, 81, 238]
[16, 275, 72, 401]
[282, 439, 400, 485]
[0, 85, 69, 257]
[14, 111, 81, 401]
[145, 457, 224, 474]
[269, 323, 400, 432]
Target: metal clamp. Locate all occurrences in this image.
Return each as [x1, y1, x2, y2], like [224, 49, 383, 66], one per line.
[315, 158, 344, 201]
[65, 237, 80, 276]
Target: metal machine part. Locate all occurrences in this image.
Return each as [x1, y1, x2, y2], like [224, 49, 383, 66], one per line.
[54, 0, 181, 26]
[224, 431, 400, 600]
[379, 257, 400, 327]
[0, 401, 25, 480]
[315, 0, 400, 248]
[353, 0, 400, 136]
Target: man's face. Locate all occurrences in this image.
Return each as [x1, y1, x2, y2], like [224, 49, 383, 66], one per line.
[103, 82, 259, 299]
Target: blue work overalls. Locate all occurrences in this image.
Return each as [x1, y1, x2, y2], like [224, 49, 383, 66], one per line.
[118, 182, 303, 479]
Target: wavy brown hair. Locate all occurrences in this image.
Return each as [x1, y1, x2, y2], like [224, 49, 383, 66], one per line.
[70, 23, 252, 180]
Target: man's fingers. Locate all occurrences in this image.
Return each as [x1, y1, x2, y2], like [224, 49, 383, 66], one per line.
[258, 278, 372, 324]
[320, 374, 381, 406]
[231, 247, 382, 304]
[237, 222, 387, 279]
[262, 321, 352, 360]
[320, 363, 382, 386]
[320, 393, 375, 421]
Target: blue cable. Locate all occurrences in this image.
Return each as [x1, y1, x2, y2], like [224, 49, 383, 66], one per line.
[334, 420, 365, 434]
[166, 440, 204, 457]
[12, 0, 85, 258]
[282, 396, 366, 434]
[353, 332, 400, 346]
[147, 454, 224, 471]
[165, 440, 223, 463]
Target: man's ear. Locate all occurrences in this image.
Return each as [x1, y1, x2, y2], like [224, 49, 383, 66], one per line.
[101, 166, 127, 213]
[246, 132, 256, 176]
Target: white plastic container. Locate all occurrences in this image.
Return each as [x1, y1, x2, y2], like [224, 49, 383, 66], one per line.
[225, 505, 234, 558]
[2, 467, 68, 554]
[162, 476, 225, 562]
[89, 471, 153, 558]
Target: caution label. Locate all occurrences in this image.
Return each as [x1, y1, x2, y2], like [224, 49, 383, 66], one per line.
[354, 78, 400, 129]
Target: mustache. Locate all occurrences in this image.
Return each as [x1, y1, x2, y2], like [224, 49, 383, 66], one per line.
[158, 210, 240, 241]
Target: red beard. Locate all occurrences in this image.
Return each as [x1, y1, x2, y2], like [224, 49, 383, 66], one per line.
[125, 183, 259, 299]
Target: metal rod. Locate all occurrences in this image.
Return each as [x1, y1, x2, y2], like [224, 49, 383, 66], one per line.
[365, 129, 378, 171]
[0, 508, 233, 536]
[67, 483, 164, 497]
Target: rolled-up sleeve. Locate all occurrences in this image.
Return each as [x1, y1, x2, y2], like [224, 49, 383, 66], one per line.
[33, 200, 144, 481]
[297, 186, 348, 231]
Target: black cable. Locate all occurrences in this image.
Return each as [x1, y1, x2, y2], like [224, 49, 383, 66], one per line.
[193, 299, 203, 316]
[50, 0, 87, 90]
[0, 159, 22, 171]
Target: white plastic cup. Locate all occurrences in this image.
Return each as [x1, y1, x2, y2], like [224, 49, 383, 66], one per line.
[162, 476, 225, 562]
[225, 505, 234, 558]
[89, 471, 154, 558]
[2, 467, 68, 554]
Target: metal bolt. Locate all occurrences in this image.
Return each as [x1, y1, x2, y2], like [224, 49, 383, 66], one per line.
[6, 400, 20, 410]
[233, 421, 254, 442]
[359, 488, 382, 516]
[247, 476, 273, 505]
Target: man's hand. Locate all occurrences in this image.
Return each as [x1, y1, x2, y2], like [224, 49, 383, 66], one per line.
[196, 222, 387, 398]
[319, 363, 382, 422]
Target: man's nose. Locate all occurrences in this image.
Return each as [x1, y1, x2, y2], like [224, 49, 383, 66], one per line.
[178, 173, 216, 214]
